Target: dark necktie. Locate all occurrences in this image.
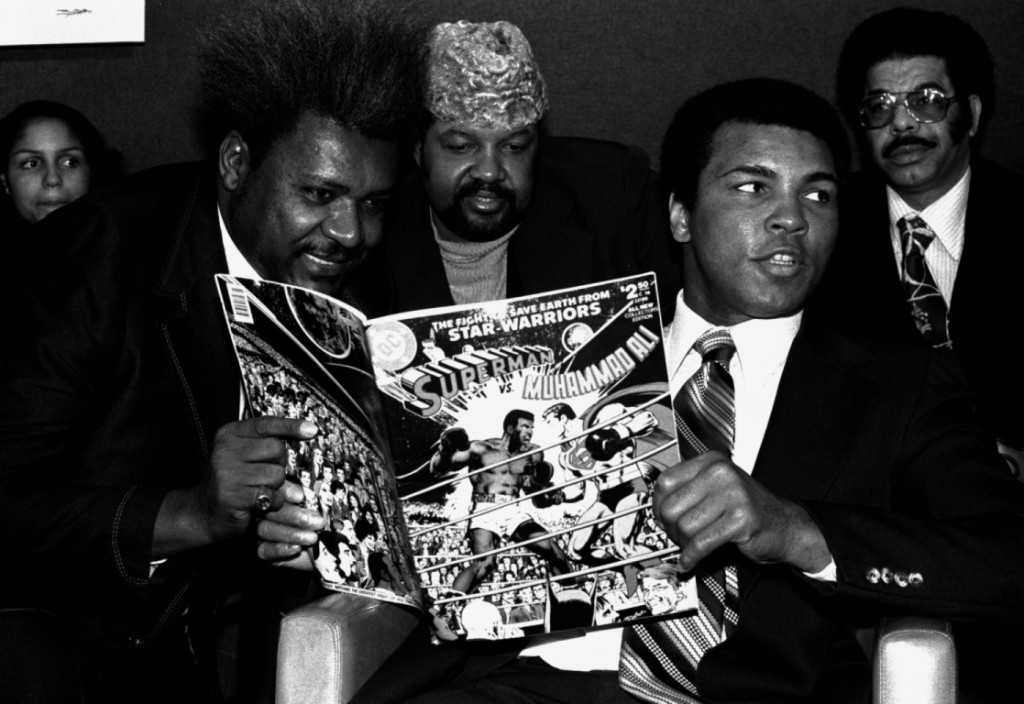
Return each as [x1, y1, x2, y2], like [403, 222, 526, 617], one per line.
[620, 329, 740, 704]
[898, 215, 952, 349]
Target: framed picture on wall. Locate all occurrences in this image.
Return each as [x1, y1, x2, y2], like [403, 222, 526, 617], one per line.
[0, 1, 144, 46]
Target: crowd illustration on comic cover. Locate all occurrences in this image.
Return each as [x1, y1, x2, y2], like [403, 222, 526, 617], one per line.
[217, 273, 696, 642]
[216, 275, 423, 610]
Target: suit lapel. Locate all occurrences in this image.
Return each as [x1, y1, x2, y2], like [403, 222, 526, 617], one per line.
[845, 177, 922, 342]
[752, 326, 879, 502]
[861, 183, 908, 317]
[153, 170, 239, 459]
[720, 326, 880, 605]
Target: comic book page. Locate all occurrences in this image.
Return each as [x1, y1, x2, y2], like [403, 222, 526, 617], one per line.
[366, 274, 694, 641]
[215, 275, 423, 611]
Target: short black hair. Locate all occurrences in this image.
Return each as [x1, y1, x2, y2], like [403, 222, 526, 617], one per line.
[660, 78, 849, 210]
[0, 100, 122, 186]
[197, 0, 429, 167]
[503, 409, 534, 431]
[836, 8, 993, 129]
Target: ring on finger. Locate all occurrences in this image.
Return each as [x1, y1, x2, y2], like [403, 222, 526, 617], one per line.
[254, 487, 273, 513]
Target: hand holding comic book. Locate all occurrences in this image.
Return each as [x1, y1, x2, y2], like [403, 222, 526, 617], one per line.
[255, 480, 326, 564]
[154, 417, 320, 556]
[650, 451, 832, 574]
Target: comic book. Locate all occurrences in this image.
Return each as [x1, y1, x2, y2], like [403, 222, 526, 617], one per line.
[216, 273, 695, 641]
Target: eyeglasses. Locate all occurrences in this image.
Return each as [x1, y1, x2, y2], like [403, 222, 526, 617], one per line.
[858, 88, 959, 129]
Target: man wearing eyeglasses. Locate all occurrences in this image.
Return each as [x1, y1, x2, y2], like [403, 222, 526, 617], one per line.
[815, 8, 1024, 459]
[813, 12, 1024, 698]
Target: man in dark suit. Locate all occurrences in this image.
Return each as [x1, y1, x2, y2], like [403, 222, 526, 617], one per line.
[812, 8, 1024, 452]
[0, 1, 426, 701]
[619, 78, 1024, 704]
[383, 19, 682, 318]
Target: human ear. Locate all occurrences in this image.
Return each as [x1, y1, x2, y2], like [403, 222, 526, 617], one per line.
[218, 132, 251, 192]
[967, 95, 982, 138]
[668, 196, 691, 244]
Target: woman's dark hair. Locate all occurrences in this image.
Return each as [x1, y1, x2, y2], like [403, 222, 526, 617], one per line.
[0, 100, 123, 187]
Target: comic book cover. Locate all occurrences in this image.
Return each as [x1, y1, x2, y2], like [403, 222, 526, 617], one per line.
[366, 274, 694, 641]
[215, 275, 423, 611]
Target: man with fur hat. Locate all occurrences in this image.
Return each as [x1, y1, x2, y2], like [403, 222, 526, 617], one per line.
[383, 19, 681, 317]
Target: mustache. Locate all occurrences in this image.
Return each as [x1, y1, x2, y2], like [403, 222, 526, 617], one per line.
[454, 179, 516, 202]
[883, 135, 937, 158]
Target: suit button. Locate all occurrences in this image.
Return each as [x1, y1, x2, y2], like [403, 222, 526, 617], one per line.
[908, 572, 924, 587]
[894, 572, 909, 588]
[866, 568, 880, 584]
[880, 568, 892, 584]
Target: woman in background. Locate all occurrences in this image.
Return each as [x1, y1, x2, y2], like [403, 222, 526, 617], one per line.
[0, 100, 119, 232]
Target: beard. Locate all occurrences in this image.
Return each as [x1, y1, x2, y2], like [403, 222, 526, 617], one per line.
[434, 179, 522, 242]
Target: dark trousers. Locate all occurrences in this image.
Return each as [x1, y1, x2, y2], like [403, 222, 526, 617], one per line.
[0, 608, 213, 704]
[350, 624, 636, 704]
[402, 656, 634, 704]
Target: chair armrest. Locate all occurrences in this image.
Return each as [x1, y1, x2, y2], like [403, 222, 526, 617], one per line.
[276, 593, 420, 704]
[873, 617, 956, 704]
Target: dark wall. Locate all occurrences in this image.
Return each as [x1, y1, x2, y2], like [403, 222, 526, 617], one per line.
[2, 0, 1021, 174]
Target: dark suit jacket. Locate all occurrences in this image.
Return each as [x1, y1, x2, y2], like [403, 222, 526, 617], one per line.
[810, 158, 1024, 447]
[693, 323, 1024, 702]
[0, 162, 386, 648]
[384, 136, 682, 319]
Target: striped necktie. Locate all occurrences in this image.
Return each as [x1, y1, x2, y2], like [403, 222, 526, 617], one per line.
[620, 328, 740, 703]
[898, 214, 952, 349]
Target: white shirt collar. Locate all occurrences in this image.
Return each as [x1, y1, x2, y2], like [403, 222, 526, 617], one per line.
[887, 165, 970, 262]
[218, 204, 262, 280]
[665, 290, 802, 380]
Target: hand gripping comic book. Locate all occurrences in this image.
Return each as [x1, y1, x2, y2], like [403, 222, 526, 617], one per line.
[216, 273, 696, 642]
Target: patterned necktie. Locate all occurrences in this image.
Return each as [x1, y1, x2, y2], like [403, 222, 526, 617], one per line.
[898, 215, 952, 349]
[620, 329, 740, 704]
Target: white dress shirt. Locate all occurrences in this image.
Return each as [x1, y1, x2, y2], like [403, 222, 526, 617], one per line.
[219, 205, 262, 281]
[887, 166, 970, 305]
[218, 205, 263, 419]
